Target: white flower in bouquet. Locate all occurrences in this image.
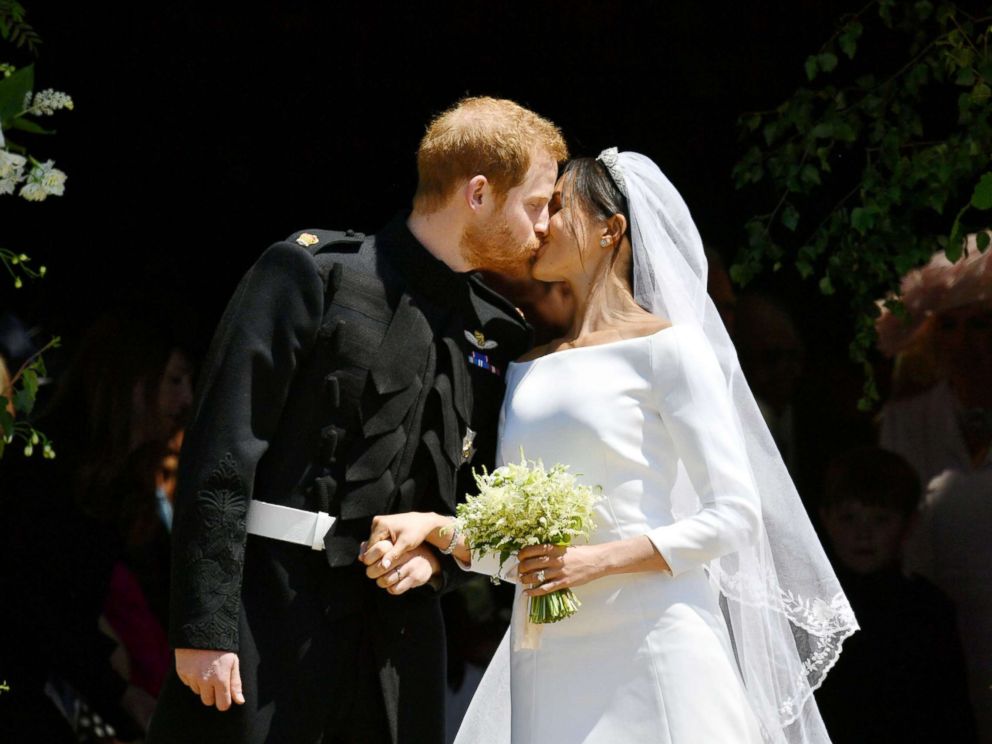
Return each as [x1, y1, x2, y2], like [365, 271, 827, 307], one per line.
[40, 164, 66, 196]
[455, 452, 600, 624]
[0, 150, 26, 180]
[25, 89, 74, 116]
[0, 150, 26, 194]
[19, 160, 66, 201]
[19, 181, 46, 201]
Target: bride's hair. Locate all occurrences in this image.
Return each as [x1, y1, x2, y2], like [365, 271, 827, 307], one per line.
[560, 157, 629, 232]
[560, 158, 644, 319]
[562, 158, 634, 291]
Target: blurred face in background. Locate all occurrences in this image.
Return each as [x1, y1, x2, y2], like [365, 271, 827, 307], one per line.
[736, 303, 803, 414]
[157, 349, 194, 437]
[933, 302, 992, 394]
[820, 500, 913, 575]
[134, 348, 194, 447]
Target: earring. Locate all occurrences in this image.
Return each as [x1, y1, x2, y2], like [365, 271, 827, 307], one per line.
[600, 237, 611, 248]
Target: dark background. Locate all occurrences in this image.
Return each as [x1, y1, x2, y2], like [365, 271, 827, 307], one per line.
[6, 1, 865, 366]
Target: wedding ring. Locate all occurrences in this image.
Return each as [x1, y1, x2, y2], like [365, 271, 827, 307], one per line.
[395, 567, 403, 581]
[535, 569, 546, 585]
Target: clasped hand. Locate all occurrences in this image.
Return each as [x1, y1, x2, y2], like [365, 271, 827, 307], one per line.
[360, 513, 444, 594]
[360, 512, 609, 597]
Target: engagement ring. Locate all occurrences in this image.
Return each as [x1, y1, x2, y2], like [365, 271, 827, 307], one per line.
[535, 570, 546, 585]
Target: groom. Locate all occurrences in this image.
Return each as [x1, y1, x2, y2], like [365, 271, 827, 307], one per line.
[147, 97, 567, 744]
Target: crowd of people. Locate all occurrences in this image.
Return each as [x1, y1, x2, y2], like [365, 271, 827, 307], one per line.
[1, 196, 988, 743]
[0, 313, 193, 742]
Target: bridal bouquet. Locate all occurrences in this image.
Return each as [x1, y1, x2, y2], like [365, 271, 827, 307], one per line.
[455, 453, 599, 624]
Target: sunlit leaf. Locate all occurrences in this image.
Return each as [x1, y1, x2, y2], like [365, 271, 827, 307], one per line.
[970, 172, 992, 210]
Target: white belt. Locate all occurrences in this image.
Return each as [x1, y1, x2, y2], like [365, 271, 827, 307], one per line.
[246, 500, 336, 551]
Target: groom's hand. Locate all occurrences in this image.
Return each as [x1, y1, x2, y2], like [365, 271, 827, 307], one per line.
[174, 648, 245, 711]
[362, 542, 441, 594]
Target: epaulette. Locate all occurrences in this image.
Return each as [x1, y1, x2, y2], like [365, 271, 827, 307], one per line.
[286, 228, 366, 255]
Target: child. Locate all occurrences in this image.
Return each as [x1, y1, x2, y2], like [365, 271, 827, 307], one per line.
[815, 447, 976, 743]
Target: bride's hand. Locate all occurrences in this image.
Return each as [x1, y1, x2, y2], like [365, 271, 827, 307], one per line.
[366, 544, 441, 594]
[360, 512, 448, 569]
[518, 544, 607, 596]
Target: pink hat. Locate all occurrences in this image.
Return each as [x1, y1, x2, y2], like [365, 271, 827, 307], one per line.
[876, 232, 992, 356]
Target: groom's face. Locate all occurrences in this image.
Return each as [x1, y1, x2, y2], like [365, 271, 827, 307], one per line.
[460, 152, 557, 277]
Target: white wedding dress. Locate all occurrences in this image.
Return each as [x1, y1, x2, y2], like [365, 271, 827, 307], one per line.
[455, 323, 767, 744]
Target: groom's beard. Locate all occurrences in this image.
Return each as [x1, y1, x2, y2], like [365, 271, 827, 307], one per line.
[461, 213, 539, 278]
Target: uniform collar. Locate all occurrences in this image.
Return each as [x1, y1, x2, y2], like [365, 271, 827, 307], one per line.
[378, 211, 470, 302]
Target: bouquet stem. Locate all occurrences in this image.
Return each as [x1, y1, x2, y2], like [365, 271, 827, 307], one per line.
[528, 588, 582, 624]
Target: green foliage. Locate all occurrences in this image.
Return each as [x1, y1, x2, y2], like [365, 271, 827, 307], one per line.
[0, 61, 30, 125]
[0, 337, 59, 460]
[733, 1, 992, 409]
[0, 0, 39, 54]
[1, 3, 59, 461]
[0, 248, 46, 287]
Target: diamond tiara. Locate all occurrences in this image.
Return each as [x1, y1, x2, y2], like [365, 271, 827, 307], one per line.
[596, 147, 627, 197]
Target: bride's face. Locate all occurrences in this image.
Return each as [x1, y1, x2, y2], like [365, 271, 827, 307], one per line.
[531, 175, 604, 284]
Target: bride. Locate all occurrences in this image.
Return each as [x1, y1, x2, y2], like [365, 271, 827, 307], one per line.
[361, 150, 856, 743]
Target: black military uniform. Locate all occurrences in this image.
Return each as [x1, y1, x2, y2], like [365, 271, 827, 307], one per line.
[147, 214, 530, 744]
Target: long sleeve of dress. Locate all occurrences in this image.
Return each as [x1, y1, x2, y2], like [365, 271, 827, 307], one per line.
[646, 326, 762, 577]
[169, 242, 325, 651]
[460, 549, 519, 583]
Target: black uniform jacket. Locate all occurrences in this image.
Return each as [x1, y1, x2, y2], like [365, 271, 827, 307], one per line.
[163, 214, 529, 741]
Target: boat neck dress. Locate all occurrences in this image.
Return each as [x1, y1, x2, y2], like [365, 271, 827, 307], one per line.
[456, 323, 766, 744]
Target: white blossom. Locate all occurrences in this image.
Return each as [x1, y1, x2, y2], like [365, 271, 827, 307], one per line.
[0, 150, 27, 195]
[25, 89, 74, 116]
[18, 159, 67, 201]
[19, 181, 47, 201]
[40, 166, 66, 196]
[0, 150, 26, 179]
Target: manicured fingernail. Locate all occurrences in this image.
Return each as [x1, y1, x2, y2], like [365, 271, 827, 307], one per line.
[382, 558, 391, 569]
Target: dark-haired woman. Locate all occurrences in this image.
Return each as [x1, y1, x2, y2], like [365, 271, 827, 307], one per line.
[367, 152, 854, 743]
[0, 314, 193, 742]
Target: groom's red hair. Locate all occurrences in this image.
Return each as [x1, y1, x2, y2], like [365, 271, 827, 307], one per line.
[413, 96, 568, 213]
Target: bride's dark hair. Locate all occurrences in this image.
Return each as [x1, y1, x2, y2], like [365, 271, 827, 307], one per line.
[562, 158, 634, 301]
[560, 157, 630, 234]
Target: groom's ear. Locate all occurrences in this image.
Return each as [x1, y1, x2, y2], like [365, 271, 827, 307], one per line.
[464, 175, 490, 212]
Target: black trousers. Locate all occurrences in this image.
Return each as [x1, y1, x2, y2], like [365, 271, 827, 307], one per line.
[147, 611, 391, 744]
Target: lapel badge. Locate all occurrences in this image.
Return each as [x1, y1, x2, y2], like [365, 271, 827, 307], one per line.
[461, 427, 478, 464]
[468, 350, 501, 376]
[296, 232, 320, 247]
[465, 330, 498, 350]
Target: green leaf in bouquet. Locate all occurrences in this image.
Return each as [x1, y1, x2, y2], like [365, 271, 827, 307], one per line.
[10, 117, 53, 135]
[0, 63, 33, 127]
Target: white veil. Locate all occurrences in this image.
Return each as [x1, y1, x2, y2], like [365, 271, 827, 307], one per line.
[455, 150, 857, 744]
